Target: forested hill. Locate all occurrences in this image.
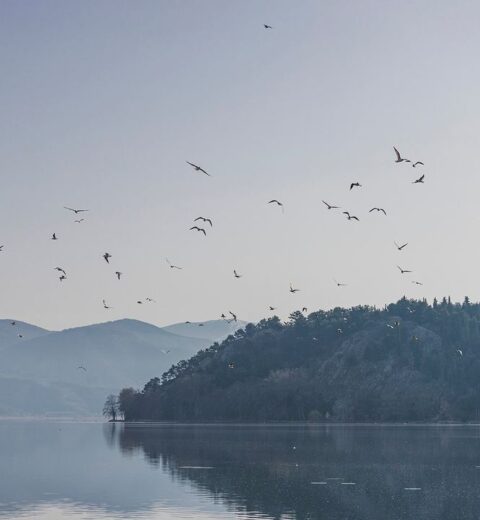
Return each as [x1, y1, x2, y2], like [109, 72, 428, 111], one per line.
[118, 297, 480, 422]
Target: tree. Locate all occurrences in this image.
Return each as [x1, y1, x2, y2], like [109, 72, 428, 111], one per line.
[103, 394, 119, 421]
[118, 387, 137, 421]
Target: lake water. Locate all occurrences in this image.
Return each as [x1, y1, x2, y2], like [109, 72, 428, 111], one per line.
[2, 421, 480, 519]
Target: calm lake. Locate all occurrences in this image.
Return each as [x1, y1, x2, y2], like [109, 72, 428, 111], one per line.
[2, 421, 480, 519]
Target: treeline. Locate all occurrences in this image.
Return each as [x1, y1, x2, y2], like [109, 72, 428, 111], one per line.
[115, 297, 480, 422]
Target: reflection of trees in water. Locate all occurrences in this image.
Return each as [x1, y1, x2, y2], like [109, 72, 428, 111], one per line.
[114, 425, 480, 520]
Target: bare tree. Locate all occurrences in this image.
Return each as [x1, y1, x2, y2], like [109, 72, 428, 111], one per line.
[103, 394, 119, 422]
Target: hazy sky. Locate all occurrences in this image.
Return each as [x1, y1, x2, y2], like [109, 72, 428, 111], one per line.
[1, 0, 480, 330]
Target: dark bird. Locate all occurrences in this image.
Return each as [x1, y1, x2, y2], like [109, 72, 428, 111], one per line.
[350, 182, 361, 190]
[77, 366, 87, 372]
[233, 269, 242, 279]
[64, 207, 89, 214]
[145, 297, 156, 303]
[10, 321, 15, 326]
[221, 313, 226, 319]
[103, 252, 112, 263]
[186, 161, 210, 176]
[0, 245, 4, 251]
[54, 267, 66, 276]
[190, 226, 206, 236]
[343, 211, 359, 221]
[115, 271, 122, 280]
[74, 219, 85, 223]
[322, 200, 339, 210]
[290, 284, 300, 293]
[59, 275, 67, 282]
[302, 307, 308, 313]
[102, 299, 111, 309]
[268, 199, 284, 211]
[412, 161, 424, 168]
[334, 279, 347, 287]
[51, 233, 58, 240]
[412, 280, 423, 286]
[269, 306, 276, 311]
[166, 258, 182, 270]
[264, 24, 273, 29]
[229, 311, 237, 322]
[194, 217, 213, 227]
[393, 147, 410, 163]
[413, 174, 425, 184]
[394, 241, 408, 251]
[18, 334, 23, 338]
[369, 207, 387, 215]
[397, 265, 412, 274]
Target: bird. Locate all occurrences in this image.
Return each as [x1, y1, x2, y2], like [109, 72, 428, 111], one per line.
[334, 279, 347, 287]
[145, 297, 156, 303]
[115, 271, 122, 280]
[229, 311, 237, 322]
[269, 306, 277, 311]
[233, 269, 242, 279]
[264, 24, 273, 29]
[74, 219, 85, 223]
[0, 245, 4, 251]
[369, 207, 387, 215]
[397, 265, 412, 274]
[413, 174, 425, 184]
[457, 348, 463, 357]
[322, 200, 339, 210]
[103, 252, 112, 263]
[190, 226, 206, 236]
[10, 321, 15, 326]
[412, 281, 423, 286]
[51, 233, 58, 240]
[412, 161, 424, 168]
[349, 182, 361, 190]
[393, 147, 410, 163]
[343, 211, 359, 221]
[394, 241, 408, 251]
[77, 366, 87, 372]
[64, 207, 88, 214]
[221, 313, 226, 319]
[166, 258, 182, 269]
[54, 267, 66, 276]
[302, 307, 308, 313]
[337, 328, 343, 334]
[102, 299, 111, 309]
[194, 217, 213, 227]
[186, 161, 210, 176]
[18, 334, 23, 338]
[137, 300, 143, 305]
[160, 349, 170, 355]
[268, 199, 284, 211]
[59, 275, 67, 282]
[290, 284, 300, 293]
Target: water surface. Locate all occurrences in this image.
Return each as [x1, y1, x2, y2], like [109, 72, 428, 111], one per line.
[2, 421, 480, 519]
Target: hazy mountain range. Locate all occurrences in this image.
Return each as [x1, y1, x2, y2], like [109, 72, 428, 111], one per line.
[0, 318, 245, 416]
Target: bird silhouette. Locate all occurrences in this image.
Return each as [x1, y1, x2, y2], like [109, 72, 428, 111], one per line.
[264, 24, 273, 29]
[269, 306, 277, 311]
[102, 299, 111, 309]
[51, 233, 58, 240]
[412, 161, 424, 168]
[0, 245, 4, 251]
[394, 241, 408, 251]
[186, 161, 210, 176]
[343, 211, 359, 221]
[145, 297, 156, 303]
[350, 182, 361, 190]
[334, 279, 347, 287]
[103, 252, 112, 263]
[233, 269, 242, 279]
[166, 258, 182, 269]
[10, 321, 15, 326]
[221, 313, 226, 319]
[59, 275, 67, 282]
[74, 218, 85, 223]
[290, 284, 300, 293]
[322, 201, 339, 210]
[137, 301, 143, 305]
[64, 207, 88, 214]
[194, 217, 213, 227]
[77, 366, 87, 372]
[393, 147, 410, 163]
[229, 311, 237, 322]
[302, 307, 308, 313]
[412, 281, 423, 285]
[54, 267, 66, 276]
[268, 199, 284, 211]
[397, 265, 412, 274]
[190, 226, 206, 236]
[115, 271, 122, 280]
[369, 207, 387, 215]
[413, 174, 425, 184]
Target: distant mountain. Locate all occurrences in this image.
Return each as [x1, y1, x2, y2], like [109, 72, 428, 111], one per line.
[0, 318, 239, 416]
[120, 298, 480, 423]
[161, 319, 247, 342]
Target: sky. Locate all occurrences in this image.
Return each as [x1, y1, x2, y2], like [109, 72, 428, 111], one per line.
[1, 0, 480, 330]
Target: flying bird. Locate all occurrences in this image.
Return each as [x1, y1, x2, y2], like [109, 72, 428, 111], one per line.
[343, 211, 359, 221]
[77, 366, 87, 372]
[264, 24, 273, 29]
[51, 233, 58, 240]
[289, 284, 300, 293]
[115, 271, 122, 280]
[190, 226, 206, 236]
[412, 161, 424, 168]
[145, 297, 156, 303]
[334, 279, 347, 287]
[229, 311, 237, 322]
[350, 182, 361, 190]
[322, 201, 339, 210]
[102, 299, 111, 309]
[137, 300, 143, 305]
[369, 207, 387, 215]
[74, 219, 85, 223]
[194, 217, 213, 227]
[412, 281, 423, 286]
[103, 252, 112, 263]
[221, 313, 227, 319]
[233, 269, 242, 279]
[269, 306, 277, 311]
[393, 147, 410, 163]
[397, 265, 412, 274]
[302, 307, 308, 313]
[394, 241, 408, 251]
[59, 275, 67, 282]
[457, 348, 463, 357]
[18, 334, 23, 338]
[0, 245, 4, 251]
[186, 161, 210, 176]
[268, 199, 284, 211]
[166, 258, 182, 270]
[413, 174, 425, 184]
[64, 207, 88, 214]
[54, 267, 66, 276]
